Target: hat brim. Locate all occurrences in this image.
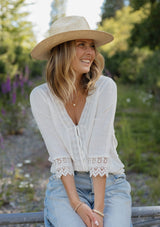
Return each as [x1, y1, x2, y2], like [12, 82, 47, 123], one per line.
[31, 30, 114, 60]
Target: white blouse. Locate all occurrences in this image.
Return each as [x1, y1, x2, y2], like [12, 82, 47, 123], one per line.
[30, 75, 124, 178]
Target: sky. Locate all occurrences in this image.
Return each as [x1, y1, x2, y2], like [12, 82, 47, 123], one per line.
[26, 0, 104, 42]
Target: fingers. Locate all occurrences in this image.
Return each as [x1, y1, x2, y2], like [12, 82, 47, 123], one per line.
[77, 203, 98, 227]
[76, 203, 103, 227]
[86, 211, 100, 227]
[92, 220, 99, 226]
[92, 213, 103, 227]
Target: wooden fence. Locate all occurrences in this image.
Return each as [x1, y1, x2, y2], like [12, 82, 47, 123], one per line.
[0, 206, 160, 226]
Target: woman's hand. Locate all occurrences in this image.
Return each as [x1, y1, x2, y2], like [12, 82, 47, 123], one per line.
[91, 212, 103, 227]
[76, 203, 99, 227]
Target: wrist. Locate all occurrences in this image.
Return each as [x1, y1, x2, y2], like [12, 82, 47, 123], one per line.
[74, 201, 84, 212]
[94, 203, 104, 213]
[70, 198, 81, 209]
[93, 209, 104, 218]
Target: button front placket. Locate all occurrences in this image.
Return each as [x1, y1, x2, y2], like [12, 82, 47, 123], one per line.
[75, 125, 87, 169]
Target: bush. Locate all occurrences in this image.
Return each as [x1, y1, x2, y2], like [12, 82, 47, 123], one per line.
[0, 72, 33, 135]
[137, 50, 160, 96]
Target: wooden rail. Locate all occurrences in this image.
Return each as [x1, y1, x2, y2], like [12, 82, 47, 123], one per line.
[0, 206, 160, 226]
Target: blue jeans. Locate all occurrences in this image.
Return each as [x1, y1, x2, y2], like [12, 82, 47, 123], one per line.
[44, 171, 132, 227]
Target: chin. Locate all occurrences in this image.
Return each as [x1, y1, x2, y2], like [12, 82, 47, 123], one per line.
[83, 68, 91, 74]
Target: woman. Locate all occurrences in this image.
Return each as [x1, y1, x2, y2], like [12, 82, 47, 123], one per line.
[30, 16, 132, 227]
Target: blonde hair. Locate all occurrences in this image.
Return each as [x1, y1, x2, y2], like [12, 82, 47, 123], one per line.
[46, 40, 104, 103]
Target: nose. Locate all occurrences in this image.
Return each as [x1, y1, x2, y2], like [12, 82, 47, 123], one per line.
[85, 46, 94, 54]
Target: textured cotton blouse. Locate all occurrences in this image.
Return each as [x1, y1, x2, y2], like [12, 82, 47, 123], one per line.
[30, 75, 124, 178]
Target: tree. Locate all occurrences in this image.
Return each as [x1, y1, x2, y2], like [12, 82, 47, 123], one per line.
[101, 0, 124, 21]
[0, 0, 36, 78]
[129, 0, 157, 10]
[129, 0, 160, 49]
[99, 6, 149, 56]
[98, 4, 160, 95]
[50, 0, 66, 26]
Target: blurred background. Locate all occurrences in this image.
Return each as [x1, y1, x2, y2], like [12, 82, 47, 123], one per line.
[0, 0, 160, 219]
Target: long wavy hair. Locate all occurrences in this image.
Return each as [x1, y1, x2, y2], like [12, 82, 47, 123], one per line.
[46, 40, 104, 103]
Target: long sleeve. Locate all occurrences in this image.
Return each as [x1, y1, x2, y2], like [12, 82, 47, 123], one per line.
[88, 77, 117, 177]
[30, 85, 74, 178]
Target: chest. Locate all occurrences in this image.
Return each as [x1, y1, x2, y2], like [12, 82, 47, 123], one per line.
[65, 93, 87, 126]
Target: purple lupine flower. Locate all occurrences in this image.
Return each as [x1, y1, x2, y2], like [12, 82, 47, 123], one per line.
[1, 77, 11, 94]
[20, 78, 24, 88]
[1, 82, 6, 94]
[12, 92, 16, 104]
[5, 77, 11, 93]
[13, 81, 19, 90]
[1, 108, 6, 116]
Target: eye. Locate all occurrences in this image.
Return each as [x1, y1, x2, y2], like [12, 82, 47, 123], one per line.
[91, 44, 95, 49]
[77, 42, 85, 47]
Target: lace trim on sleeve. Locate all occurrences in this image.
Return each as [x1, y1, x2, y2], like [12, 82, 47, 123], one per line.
[89, 157, 109, 177]
[53, 157, 74, 178]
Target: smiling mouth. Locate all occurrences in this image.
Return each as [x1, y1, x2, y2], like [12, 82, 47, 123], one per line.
[81, 59, 91, 64]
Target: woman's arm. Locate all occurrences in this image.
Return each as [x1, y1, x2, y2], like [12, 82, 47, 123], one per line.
[61, 174, 98, 227]
[92, 175, 106, 227]
[61, 174, 80, 208]
[92, 175, 106, 212]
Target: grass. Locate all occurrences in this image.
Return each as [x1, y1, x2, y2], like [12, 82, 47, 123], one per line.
[115, 82, 160, 203]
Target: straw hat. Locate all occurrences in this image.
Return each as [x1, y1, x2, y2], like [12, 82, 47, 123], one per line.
[31, 16, 114, 60]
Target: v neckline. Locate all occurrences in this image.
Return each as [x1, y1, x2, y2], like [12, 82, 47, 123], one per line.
[46, 83, 93, 128]
[62, 96, 89, 127]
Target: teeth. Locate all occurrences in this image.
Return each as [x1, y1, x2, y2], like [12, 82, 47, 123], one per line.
[81, 60, 90, 63]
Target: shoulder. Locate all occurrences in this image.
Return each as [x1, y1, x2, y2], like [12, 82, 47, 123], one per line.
[30, 83, 48, 99]
[30, 83, 50, 104]
[30, 83, 48, 95]
[95, 75, 117, 94]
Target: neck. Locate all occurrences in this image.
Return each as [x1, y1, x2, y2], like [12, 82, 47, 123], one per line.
[74, 72, 83, 87]
[74, 80, 81, 92]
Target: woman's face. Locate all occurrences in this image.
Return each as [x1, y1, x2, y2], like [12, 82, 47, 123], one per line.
[72, 39, 96, 78]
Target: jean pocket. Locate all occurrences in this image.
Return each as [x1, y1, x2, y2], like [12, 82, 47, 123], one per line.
[114, 174, 132, 195]
[114, 173, 126, 180]
[112, 173, 127, 186]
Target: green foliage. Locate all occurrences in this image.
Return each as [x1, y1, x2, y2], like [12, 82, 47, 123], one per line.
[0, 0, 36, 79]
[129, 2, 160, 50]
[137, 50, 160, 96]
[0, 73, 33, 135]
[130, 0, 158, 10]
[28, 60, 46, 78]
[115, 48, 160, 96]
[147, 173, 160, 202]
[101, 0, 124, 20]
[99, 5, 149, 56]
[115, 83, 160, 178]
[118, 47, 152, 83]
[0, 167, 35, 208]
[129, 0, 151, 10]
[99, 4, 160, 97]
